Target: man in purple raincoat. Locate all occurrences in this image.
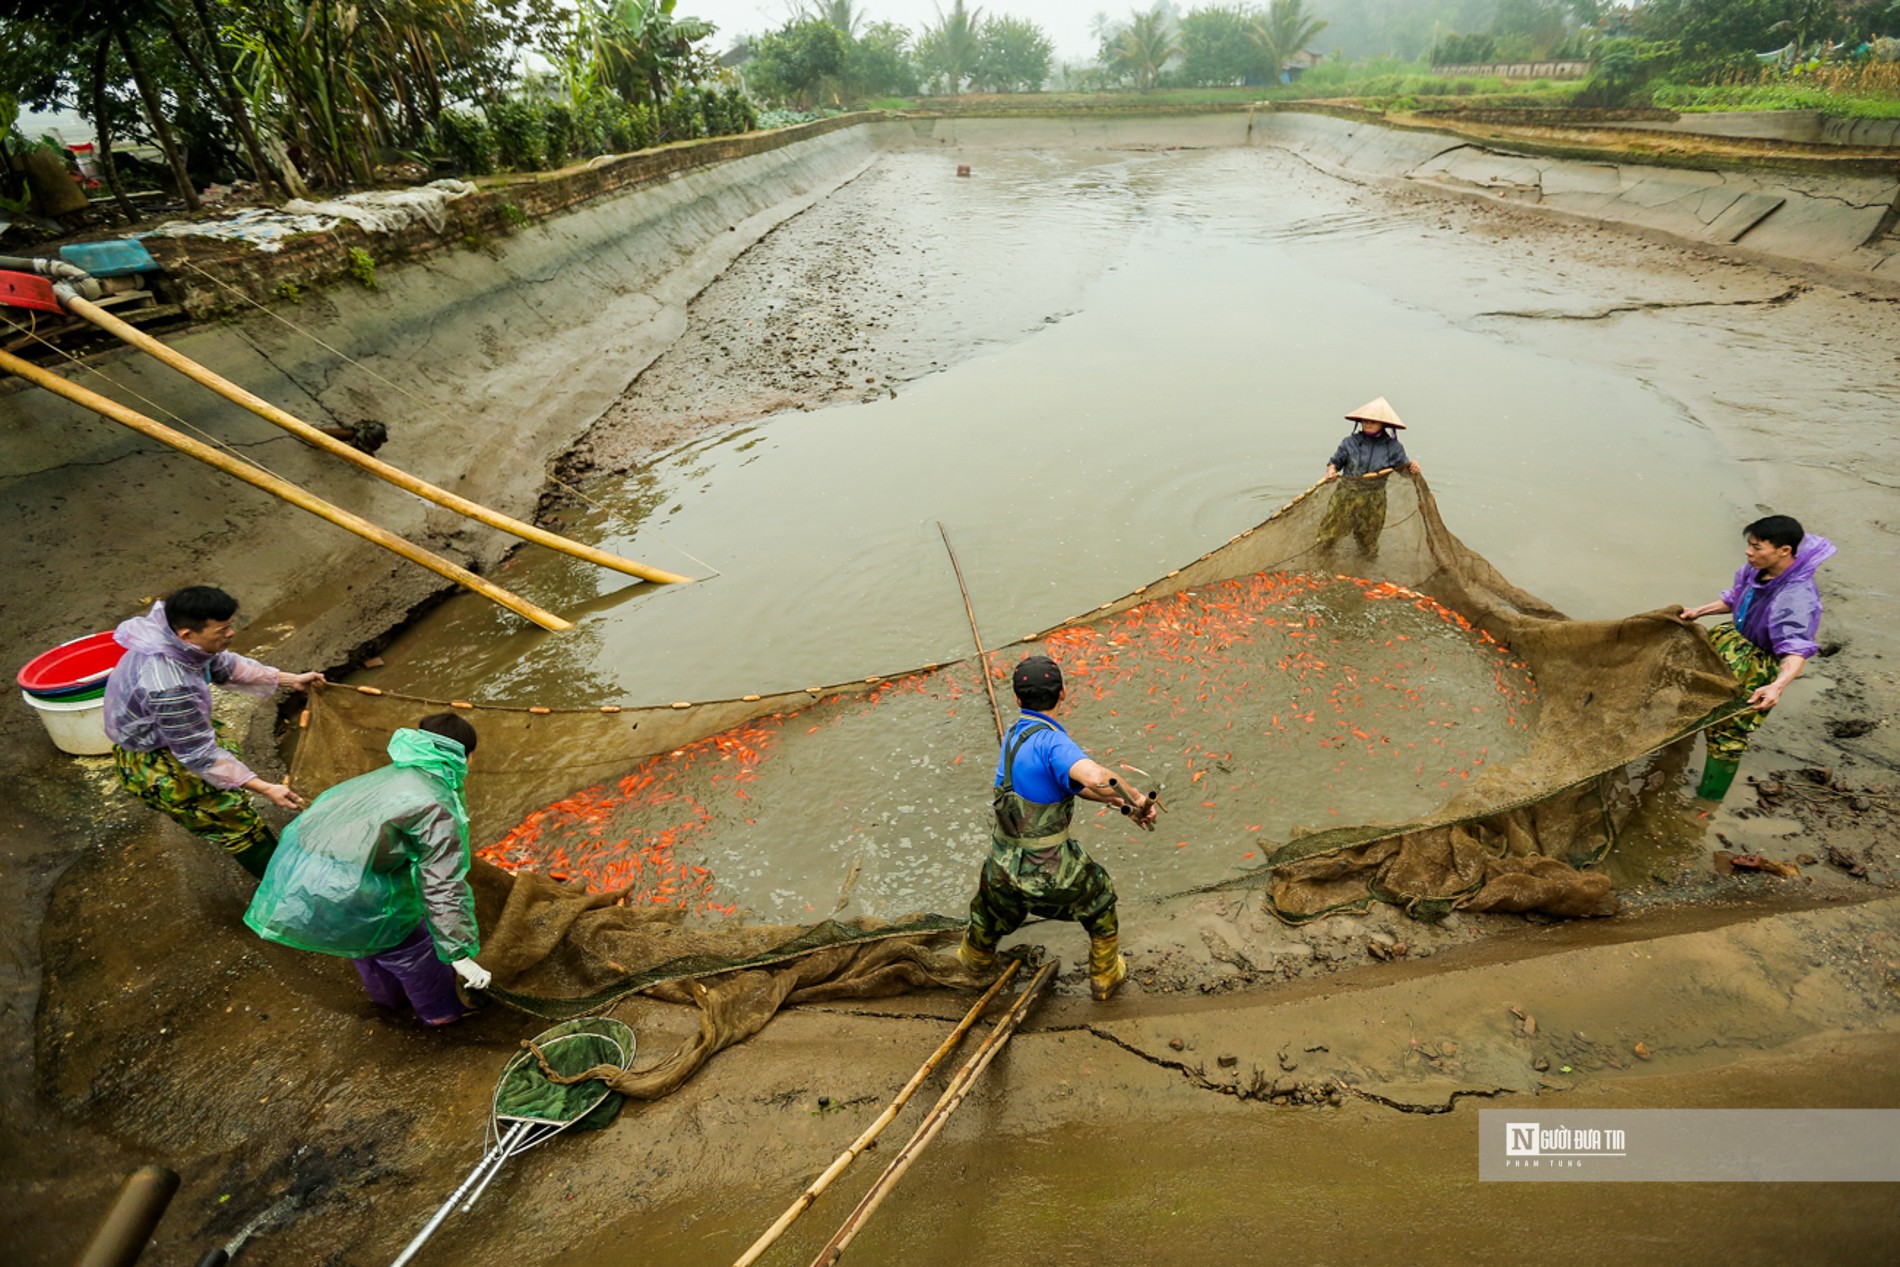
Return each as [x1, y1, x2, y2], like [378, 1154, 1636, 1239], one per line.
[104, 585, 325, 876]
[1680, 515, 1835, 800]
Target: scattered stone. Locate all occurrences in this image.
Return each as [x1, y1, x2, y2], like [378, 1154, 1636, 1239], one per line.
[1168, 1038, 1185, 1052]
[1797, 854, 1819, 866]
[1272, 1075, 1300, 1097]
[1532, 1056, 1550, 1072]
[1217, 1053, 1239, 1069]
[1440, 1041, 1459, 1058]
[363, 656, 385, 668]
[1756, 779, 1782, 798]
[1633, 1042, 1651, 1061]
[1522, 1015, 1538, 1037]
[1825, 845, 1868, 879]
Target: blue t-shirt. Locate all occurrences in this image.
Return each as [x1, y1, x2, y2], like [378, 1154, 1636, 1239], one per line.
[994, 711, 1088, 805]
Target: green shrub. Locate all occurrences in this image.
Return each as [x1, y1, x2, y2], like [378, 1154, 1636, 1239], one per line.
[433, 109, 497, 177]
[489, 99, 547, 172]
[347, 247, 377, 290]
[572, 97, 614, 156]
[543, 102, 575, 166]
[726, 87, 759, 132]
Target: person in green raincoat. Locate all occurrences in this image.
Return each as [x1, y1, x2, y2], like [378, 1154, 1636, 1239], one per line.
[245, 714, 491, 1025]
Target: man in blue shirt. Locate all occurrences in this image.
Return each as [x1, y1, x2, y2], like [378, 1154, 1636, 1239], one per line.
[959, 655, 1159, 1001]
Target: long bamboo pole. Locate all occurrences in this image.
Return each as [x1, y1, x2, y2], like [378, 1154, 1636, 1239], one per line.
[733, 960, 1022, 1267]
[57, 288, 693, 585]
[808, 960, 1057, 1267]
[0, 348, 572, 632]
[937, 522, 1007, 746]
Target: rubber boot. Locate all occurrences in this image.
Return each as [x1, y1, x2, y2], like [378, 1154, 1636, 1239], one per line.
[1697, 756, 1741, 801]
[957, 936, 998, 975]
[1088, 934, 1127, 1002]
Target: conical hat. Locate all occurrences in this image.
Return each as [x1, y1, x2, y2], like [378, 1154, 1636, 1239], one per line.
[1344, 396, 1405, 429]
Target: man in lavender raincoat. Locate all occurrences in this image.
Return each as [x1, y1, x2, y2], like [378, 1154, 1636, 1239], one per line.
[104, 585, 325, 876]
[1680, 515, 1835, 800]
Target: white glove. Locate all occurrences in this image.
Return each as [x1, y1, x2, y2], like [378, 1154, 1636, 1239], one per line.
[452, 958, 492, 991]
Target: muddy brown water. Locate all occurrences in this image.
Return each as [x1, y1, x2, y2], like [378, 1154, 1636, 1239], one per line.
[540, 1029, 1900, 1267]
[361, 147, 1755, 911]
[368, 149, 1751, 709]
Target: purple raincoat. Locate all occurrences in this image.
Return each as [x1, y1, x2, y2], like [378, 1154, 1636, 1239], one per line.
[103, 602, 281, 789]
[1720, 535, 1835, 660]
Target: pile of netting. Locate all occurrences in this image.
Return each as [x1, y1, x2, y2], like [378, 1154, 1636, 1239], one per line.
[291, 473, 1746, 1070]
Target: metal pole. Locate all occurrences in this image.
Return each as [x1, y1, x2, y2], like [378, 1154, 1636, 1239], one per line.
[388, 1129, 519, 1267]
[75, 1165, 180, 1267]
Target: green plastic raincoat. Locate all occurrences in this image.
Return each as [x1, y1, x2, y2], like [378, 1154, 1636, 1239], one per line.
[245, 728, 478, 961]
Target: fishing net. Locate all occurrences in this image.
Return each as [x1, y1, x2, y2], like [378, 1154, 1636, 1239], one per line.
[291, 472, 1747, 1047]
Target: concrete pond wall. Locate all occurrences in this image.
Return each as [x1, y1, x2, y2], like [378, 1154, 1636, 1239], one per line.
[3, 108, 1896, 711]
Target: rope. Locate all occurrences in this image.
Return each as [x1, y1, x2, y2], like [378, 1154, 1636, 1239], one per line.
[541, 466, 723, 580]
[181, 259, 429, 406]
[1, 313, 306, 488]
[184, 258, 725, 580]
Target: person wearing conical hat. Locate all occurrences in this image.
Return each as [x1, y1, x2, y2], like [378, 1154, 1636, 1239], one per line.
[1316, 397, 1421, 560]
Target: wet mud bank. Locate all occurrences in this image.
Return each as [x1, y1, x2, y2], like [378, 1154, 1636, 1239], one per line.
[7, 112, 1900, 1263]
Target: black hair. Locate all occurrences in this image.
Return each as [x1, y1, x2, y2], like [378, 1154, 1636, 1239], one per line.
[1015, 682, 1062, 711]
[1744, 515, 1804, 553]
[417, 712, 479, 755]
[164, 585, 239, 632]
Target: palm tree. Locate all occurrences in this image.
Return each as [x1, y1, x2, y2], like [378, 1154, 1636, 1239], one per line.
[582, 0, 716, 108]
[918, 0, 982, 96]
[1112, 5, 1177, 93]
[800, 0, 861, 39]
[1248, 0, 1327, 87]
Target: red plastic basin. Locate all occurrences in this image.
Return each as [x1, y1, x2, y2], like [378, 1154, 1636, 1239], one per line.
[18, 630, 123, 694]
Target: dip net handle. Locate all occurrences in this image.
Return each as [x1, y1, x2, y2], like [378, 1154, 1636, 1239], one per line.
[938, 521, 1007, 745]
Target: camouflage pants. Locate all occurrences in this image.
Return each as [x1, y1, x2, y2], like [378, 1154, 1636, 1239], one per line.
[1316, 479, 1388, 557]
[113, 745, 276, 878]
[1704, 623, 1778, 762]
[965, 853, 1119, 952]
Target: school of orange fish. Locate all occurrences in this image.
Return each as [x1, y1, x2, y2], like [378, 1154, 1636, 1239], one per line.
[479, 573, 1537, 913]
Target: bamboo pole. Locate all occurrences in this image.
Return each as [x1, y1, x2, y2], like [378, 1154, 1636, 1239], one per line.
[937, 522, 1007, 746]
[808, 960, 1057, 1267]
[0, 348, 572, 632]
[57, 288, 694, 585]
[733, 961, 1022, 1267]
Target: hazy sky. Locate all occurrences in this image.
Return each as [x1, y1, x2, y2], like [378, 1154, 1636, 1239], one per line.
[686, 1, 1111, 63]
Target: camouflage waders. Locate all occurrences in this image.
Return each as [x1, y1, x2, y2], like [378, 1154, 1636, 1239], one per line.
[1316, 475, 1389, 558]
[962, 722, 1124, 998]
[1697, 623, 1778, 799]
[114, 745, 276, 877]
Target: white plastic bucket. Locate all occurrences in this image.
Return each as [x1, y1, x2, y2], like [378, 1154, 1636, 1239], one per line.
[22, 691, 112, 756]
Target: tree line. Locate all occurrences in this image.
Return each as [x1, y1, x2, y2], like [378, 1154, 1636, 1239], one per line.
[739, 1, 1335, 103]
[0, 0, 756, 217]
